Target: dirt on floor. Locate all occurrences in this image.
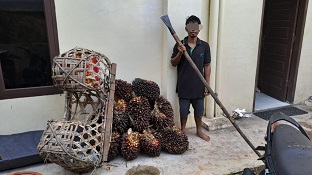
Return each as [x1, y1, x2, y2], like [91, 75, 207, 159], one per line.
[125, 165, 160, 175]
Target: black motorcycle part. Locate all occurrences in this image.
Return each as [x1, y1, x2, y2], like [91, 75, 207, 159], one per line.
[242, 168, 256, 175]
[271, 124, 312, 175]
[263, 112, 312, 175]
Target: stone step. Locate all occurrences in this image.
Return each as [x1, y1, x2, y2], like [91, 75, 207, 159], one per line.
[202, 116, 233, 131]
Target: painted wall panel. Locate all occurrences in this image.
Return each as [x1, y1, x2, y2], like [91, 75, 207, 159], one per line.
[216, 0, 263, 114]
[294, 1, 312, 103]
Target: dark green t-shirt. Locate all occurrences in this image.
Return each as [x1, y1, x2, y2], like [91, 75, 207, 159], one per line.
[171, 37, 211, 99]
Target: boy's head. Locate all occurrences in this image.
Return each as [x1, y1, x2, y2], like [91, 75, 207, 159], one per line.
[185, 15, 202, 38]
[185, 15, 201, 25]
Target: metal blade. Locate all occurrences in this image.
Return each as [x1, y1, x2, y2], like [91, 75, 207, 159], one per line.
[160, 15, 175, 35]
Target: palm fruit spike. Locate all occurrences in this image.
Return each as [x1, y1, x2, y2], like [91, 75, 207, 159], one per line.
[114, 99, 127, 112]
[115, 79, 133, 102]
[155, 96, 174, 119]
[132, 78, 160, 108]
[127, 96, 151, 133]
[151, 129, 163, 146]
[113, 99, 130, 134]
[121, 128, 140, 160]
[151, 100, 174, 130]
[162, 126, 189, 154]
[107, 131, 121, 162]
[140, 129, 161, 157]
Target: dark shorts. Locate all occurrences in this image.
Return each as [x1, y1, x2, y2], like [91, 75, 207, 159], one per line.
[179, 98, 204, 117]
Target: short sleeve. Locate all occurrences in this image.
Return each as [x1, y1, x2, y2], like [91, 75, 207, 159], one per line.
[204, 43, 211, 65]
[171, 42, 179, 58]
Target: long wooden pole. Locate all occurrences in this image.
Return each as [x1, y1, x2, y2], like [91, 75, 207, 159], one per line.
[103, 63, 117, 162]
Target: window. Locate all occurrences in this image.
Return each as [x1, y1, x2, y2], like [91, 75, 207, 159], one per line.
[0, 0, 61, 100]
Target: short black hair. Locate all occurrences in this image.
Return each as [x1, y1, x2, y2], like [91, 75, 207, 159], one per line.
[185, 15, 201, 25]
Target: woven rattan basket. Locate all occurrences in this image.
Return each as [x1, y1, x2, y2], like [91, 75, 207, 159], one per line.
[38, 47, 116, 173]
[52, 47, 111, 92]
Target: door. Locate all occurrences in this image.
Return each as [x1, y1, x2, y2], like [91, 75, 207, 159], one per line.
[258, 0, 299, 101]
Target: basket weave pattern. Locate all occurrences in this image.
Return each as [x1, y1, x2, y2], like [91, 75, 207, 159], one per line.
[38, 47, 116, 173]
[52, 47, 111, 92]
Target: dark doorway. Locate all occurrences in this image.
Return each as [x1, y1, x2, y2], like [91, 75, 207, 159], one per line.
[257, 0, 308, 104]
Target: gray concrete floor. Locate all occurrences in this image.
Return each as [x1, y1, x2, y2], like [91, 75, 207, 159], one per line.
[1, 105, 311, 175]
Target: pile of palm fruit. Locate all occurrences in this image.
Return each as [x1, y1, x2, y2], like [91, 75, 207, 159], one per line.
[107, 78, 189, 161]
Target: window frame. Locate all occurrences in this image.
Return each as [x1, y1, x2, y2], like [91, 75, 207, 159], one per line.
[0, 0, 62, 100]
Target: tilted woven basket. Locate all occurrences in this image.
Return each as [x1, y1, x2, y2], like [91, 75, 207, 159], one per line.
[52, 47, 111, 92]
[38, 120, 102, 173]
[38, 47, 116, 173]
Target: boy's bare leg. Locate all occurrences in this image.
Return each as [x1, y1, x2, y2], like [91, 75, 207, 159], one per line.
[180, 117, 187, 133]
[195, 116, 210, 141]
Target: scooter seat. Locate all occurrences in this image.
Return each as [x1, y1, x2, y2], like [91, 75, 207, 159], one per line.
[272, 124, 312, 175]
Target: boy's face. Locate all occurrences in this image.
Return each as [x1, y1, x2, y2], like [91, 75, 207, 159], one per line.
[185, 22, 202, 38]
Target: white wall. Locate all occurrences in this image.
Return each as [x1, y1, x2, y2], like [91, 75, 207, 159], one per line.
[294, 2, 312, 103]
[215, 0, 263, 115]
[0, 95, 65, 134]
[54, 0, 163, 84]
